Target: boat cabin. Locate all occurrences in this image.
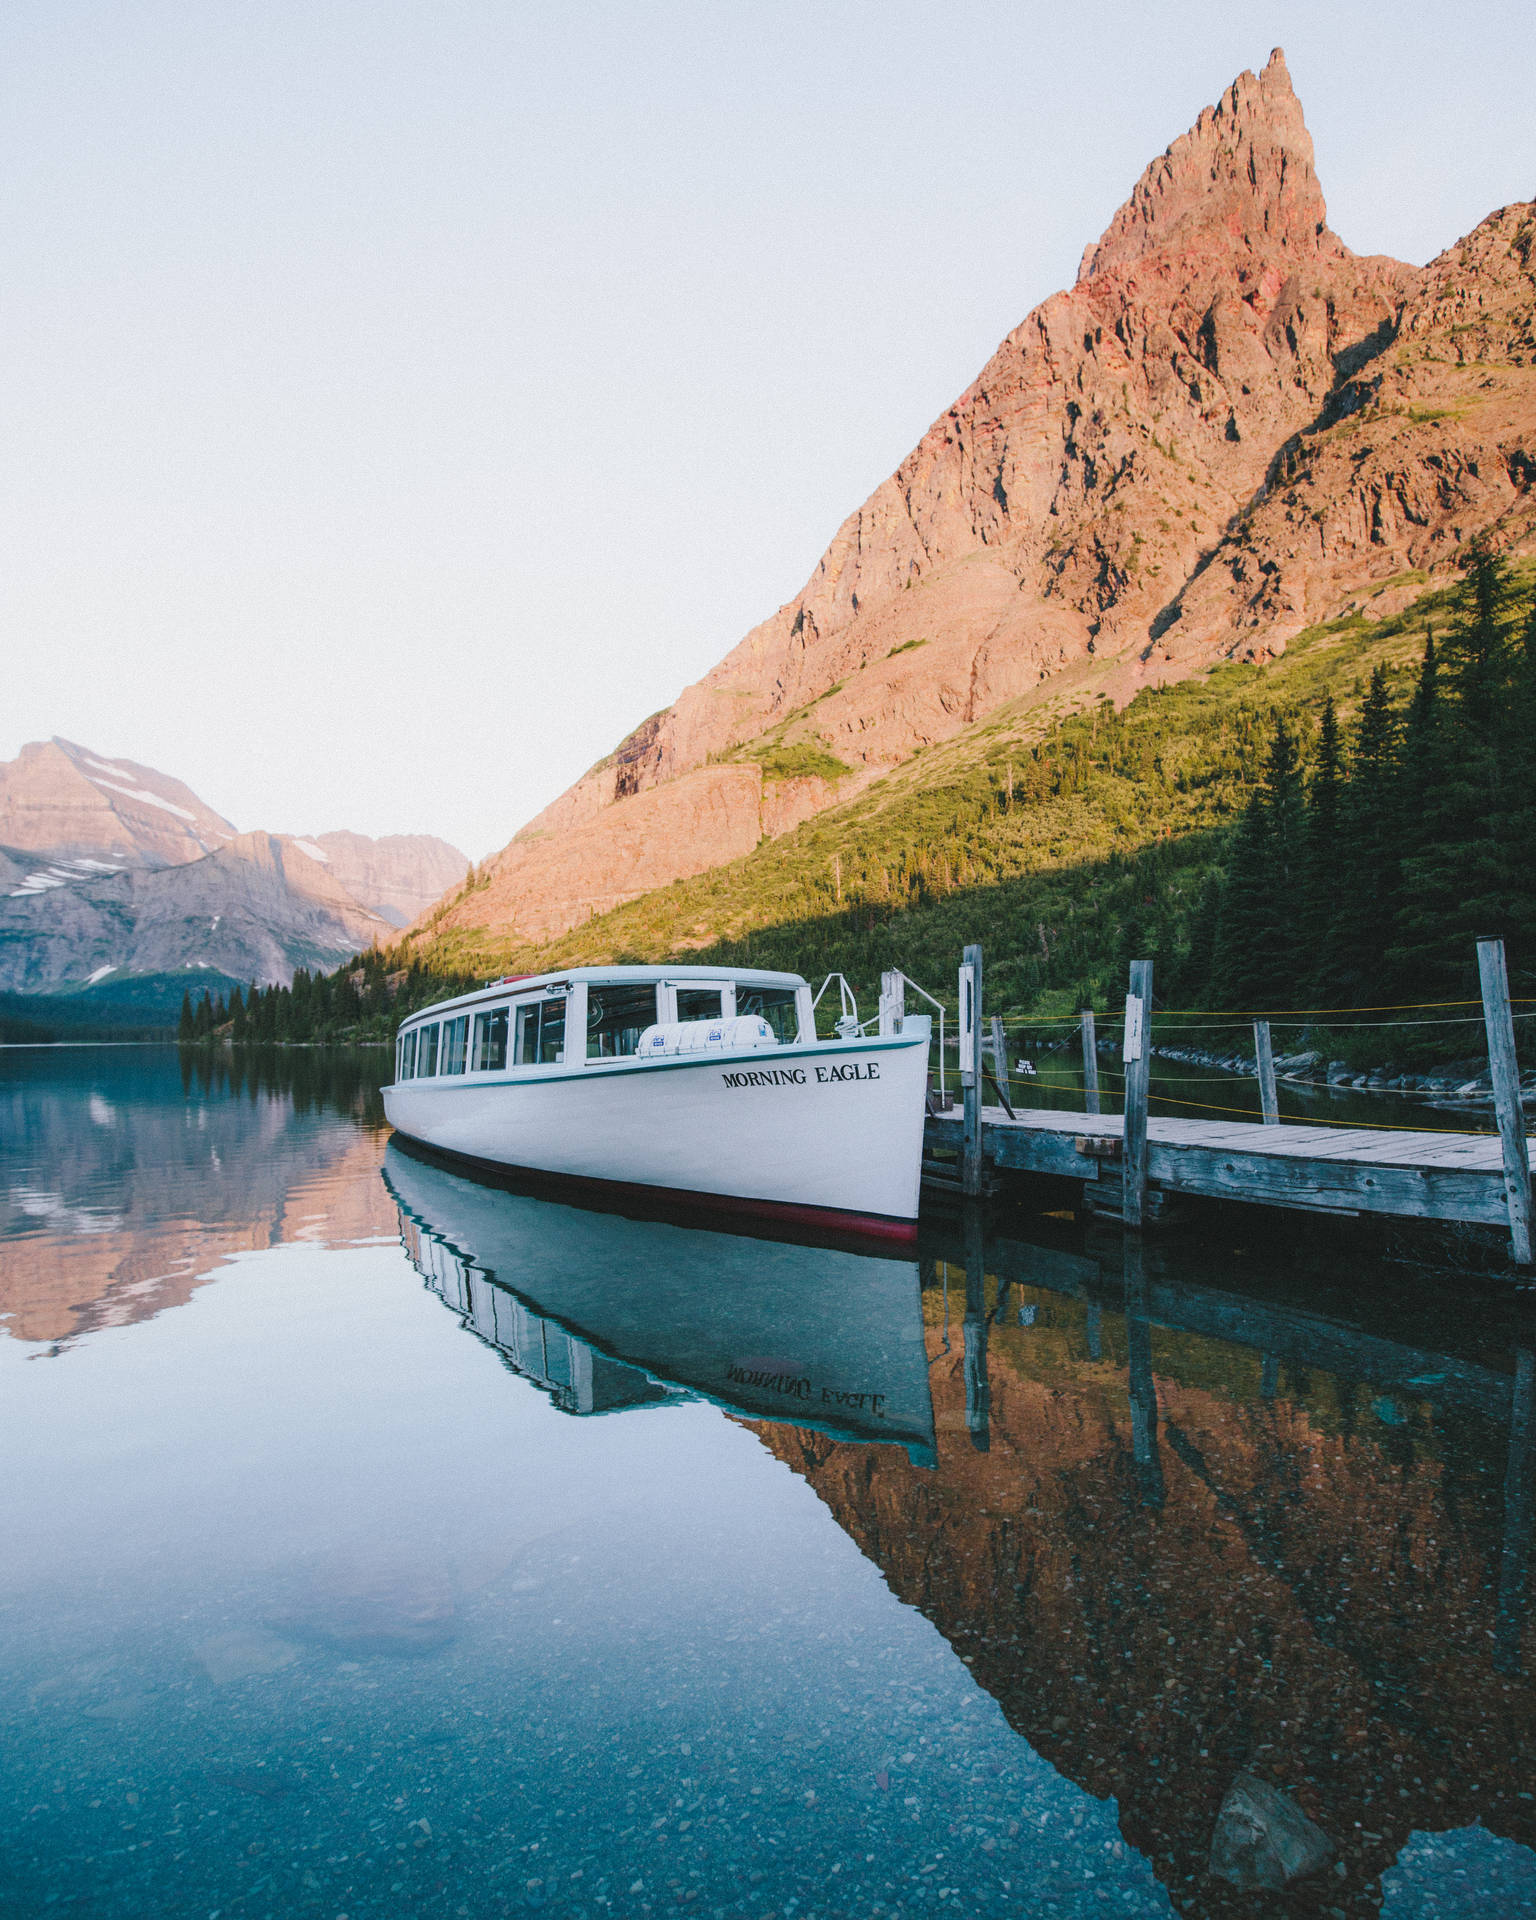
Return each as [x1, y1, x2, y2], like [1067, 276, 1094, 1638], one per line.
[392, 966, 813, 1085]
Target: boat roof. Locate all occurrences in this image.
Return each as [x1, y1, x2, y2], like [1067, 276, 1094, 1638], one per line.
[399, 964, 809, 1027]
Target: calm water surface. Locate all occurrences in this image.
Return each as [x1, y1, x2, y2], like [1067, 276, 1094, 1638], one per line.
[2, 1047, 1534, 1920]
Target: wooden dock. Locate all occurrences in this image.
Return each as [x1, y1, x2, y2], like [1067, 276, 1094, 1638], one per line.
[924, 1104, 1532, 1233]
[907, 936, 1535, 1264]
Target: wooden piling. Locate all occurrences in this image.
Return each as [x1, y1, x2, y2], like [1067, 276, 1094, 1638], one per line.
[1081, 1010, 1100, 1116]
[961, 944, 984, 1198]
[1478, 937, 1533, 1266]
[1122, 959, 1152, 1230]
[1255, 1019, 1279, 1126]
[988, 1014, 1014, 1115]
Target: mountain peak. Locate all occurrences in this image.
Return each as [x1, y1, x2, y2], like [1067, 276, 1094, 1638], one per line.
[1077, 45, 1334, 287]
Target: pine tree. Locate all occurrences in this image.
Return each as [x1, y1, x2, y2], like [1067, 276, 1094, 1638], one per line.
[1395, 557, 1521, 995]
[1211, 712, 1305, 1009]
[1210, 800, 1270, 1008]
[177, 991, 195, 1043]
[1259, 713, 1307, 1002]
[1331, 667, 1401, 1002]
[1493, 590, 1536, 990]
[1302, 694, 1346, 1004]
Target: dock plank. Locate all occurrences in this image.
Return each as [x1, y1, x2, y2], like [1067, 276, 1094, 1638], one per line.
[927, 1102, 1531, 1236]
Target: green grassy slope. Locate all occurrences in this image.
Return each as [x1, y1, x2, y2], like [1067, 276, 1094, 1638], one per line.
[407, 579, 1460, 1014]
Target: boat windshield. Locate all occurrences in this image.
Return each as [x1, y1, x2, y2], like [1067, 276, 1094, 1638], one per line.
[587, 984, 659, 1058]
[735, 984, 800, 1045]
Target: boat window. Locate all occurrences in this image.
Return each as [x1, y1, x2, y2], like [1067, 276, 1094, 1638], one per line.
[515, 997, 566, 1065]
[736, 984, 800, 1044]
[586, 984, 658, 1058]
[440, 1014, 469, 1075]
[675, 986, 723, 1023]
[417, 1022, 440, 1076]
[398, 1027, 417, 1080]
[472, 1006, 509, 1071]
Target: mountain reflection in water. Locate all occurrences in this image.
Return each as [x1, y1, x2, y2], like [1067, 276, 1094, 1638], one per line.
[394, 1150, 1536, 1919]
[0, 1046, 393, 1347]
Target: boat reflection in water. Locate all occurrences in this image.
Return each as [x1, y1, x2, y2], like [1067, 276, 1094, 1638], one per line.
[382, 1139, 937, 1461]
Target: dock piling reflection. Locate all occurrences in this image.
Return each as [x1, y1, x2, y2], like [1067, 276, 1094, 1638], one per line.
[1123, 1235, 1166, 1510]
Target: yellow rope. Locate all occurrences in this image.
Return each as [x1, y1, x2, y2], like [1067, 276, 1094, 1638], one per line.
[1003, 997, 1534, 1025]
[1130, 1090, 1512, 1135]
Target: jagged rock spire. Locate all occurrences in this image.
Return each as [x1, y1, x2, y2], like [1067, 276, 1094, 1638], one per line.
[1079, 49, 1337, 286]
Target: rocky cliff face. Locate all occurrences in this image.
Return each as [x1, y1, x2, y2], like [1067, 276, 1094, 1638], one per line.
[0, 737, 238, 876]
[433, 48, 1535, 949]
[277, 830, 470, 928]
[0, 832, 393, 993]
[0, 738, 469, 995]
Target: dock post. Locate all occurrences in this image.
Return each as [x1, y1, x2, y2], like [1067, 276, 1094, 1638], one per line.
[1122, 959, 1153, 1230]
[878, 969, 905, 1038]
[988, 1015, 1013, 1111]
[1081, 1009, 1101, 1115]
[1478, 937, 1533, 1266]
[1255, 1019, 1279, 1125]
[960, 944, 984, 1197]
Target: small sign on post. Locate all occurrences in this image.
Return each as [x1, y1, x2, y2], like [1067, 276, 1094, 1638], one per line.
[958, 962, 977, 1080]
[1124, 995, 1144, 1063]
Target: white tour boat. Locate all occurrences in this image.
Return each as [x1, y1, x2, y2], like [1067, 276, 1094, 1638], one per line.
[382, 965, 932, 1239]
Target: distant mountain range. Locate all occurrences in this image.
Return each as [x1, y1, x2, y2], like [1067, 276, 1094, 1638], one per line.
[0, 737, 468, 1015]
[410, 47, 1535, 965]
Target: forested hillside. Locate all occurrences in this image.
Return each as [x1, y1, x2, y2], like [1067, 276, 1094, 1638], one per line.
[197, 556, 1533, 1047]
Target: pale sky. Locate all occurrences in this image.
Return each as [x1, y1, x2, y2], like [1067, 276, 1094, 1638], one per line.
[4, 2, 1533, 861]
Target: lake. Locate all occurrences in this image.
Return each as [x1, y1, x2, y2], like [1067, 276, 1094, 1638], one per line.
[2, 1047, 1533, 1919]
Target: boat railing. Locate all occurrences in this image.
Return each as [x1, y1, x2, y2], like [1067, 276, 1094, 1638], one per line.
[812, 972, 864, 1039]
[883, 972, 948, 1107]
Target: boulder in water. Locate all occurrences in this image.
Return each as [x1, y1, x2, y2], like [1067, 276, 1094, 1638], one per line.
[1209, 1773, 1333, 1890]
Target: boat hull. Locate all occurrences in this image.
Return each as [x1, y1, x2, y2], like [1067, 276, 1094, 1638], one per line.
[382, 1032, 930, 1236]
